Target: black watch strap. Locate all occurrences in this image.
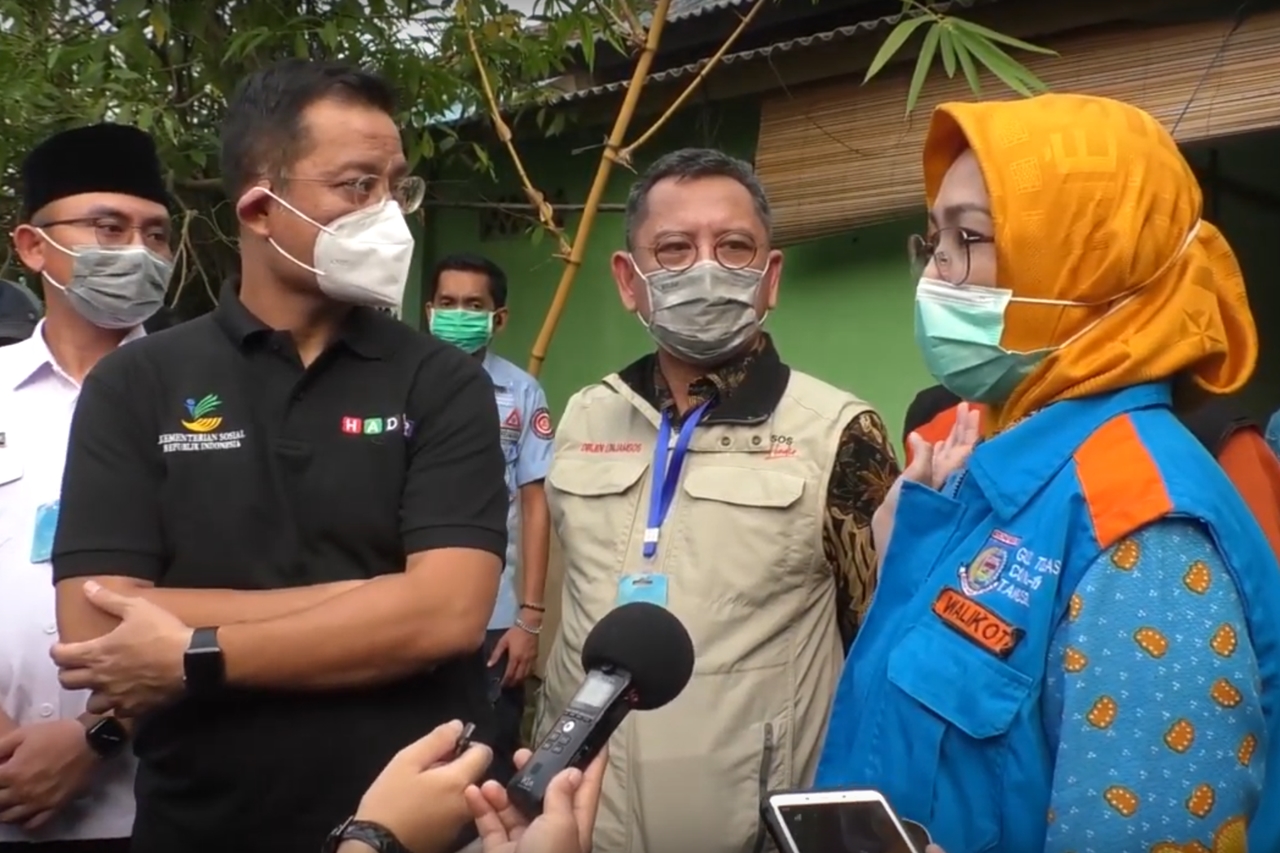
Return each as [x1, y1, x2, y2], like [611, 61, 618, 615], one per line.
[183, 626, 225, 693]
[323, 818, 411, 853]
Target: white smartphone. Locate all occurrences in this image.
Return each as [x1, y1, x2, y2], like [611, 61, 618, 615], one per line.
[765, 789, 927, 853]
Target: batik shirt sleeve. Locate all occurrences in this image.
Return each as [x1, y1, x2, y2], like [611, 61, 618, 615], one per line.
[1042, 518, 1264, 853]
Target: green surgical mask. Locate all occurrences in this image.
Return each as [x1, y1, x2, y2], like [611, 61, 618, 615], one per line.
[429, 307, 494, 353]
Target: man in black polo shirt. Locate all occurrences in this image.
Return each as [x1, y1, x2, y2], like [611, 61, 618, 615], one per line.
[49, 59, 508, 853]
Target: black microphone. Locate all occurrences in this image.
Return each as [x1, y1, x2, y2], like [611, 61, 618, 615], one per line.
[507, 601, 695, 817]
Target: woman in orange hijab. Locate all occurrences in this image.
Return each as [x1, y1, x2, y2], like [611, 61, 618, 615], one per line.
[816, 94, 1280, 853]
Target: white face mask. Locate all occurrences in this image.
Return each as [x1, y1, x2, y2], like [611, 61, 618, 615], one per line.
[253, 189, 415, 309]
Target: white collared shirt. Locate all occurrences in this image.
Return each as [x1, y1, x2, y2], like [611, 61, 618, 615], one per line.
[0, 320, 143, 842]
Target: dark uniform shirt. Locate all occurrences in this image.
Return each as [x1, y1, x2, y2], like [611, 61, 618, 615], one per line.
[619, 334, 900, 648]
[51, 283, 508, 853]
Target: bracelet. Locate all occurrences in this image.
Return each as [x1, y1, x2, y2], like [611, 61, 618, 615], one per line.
[515, 617, 542, 636]
[520, 602, 547, 612]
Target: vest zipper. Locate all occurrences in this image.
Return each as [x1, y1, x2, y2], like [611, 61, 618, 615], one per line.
[753, 722, 775, 853]
[948, 469, 968, 498]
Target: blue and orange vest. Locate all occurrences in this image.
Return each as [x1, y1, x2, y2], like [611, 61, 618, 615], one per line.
[816, 383, 1280, 852]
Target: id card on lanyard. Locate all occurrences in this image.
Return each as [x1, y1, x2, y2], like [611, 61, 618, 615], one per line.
[617, 400, 712, 608]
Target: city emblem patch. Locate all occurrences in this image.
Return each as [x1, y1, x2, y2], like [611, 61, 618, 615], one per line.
[958, 529, 1019, 596]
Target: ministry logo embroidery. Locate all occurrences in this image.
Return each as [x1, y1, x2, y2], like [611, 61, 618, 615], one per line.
[158, 393, 245, 453]
[182, 394, 223, 433]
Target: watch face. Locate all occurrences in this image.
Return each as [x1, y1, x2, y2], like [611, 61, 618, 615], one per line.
[87, 717, 128, 757]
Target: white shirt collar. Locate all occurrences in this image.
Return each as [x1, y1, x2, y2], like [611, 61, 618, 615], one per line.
[2, 318, 145, 392]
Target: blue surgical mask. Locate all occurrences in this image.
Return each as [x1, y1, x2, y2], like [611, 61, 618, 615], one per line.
[914, 279, 1075, 404]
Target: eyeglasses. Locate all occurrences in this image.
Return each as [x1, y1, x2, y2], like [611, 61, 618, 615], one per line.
[37, 216, 172, 252]
[645, 233, 760, 273]
[287, 175, 426, 214]
[908, 227, 994, 285]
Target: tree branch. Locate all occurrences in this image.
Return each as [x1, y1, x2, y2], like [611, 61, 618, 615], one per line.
[175, 177, 223, 192]
[592, 0, 642, 49]
[613, 0, 646, 45]
[458, 0, 572, 258]
[616, 0, 767, 167]
[527, 0, 673, 376]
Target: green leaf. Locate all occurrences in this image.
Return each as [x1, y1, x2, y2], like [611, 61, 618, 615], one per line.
[905, 23, 941, 115]
[149, 8, 170, 45]
[949, 18, 1058, 57]
[938, 25, 956, 78]
[547, 110, 567, 136]
[951, 31, 982, 94]
[321, 20, 339, 49]
[863, 14, 934, 83]
[963, 37, 1047, 97]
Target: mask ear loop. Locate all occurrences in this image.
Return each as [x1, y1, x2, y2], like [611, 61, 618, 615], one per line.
[1010, 220, 1204, 352]
[239, 186, 332, 277]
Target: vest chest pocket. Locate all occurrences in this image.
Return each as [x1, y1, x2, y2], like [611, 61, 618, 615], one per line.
[677, 466, 808, 605]
[547, 457, 649, 597]
[883, 618, 1033, 853]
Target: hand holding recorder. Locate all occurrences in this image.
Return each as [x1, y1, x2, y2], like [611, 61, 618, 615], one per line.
[506, 602, 695, 818]
[466, 746, 608, 853]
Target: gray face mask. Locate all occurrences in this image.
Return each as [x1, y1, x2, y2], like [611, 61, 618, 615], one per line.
[633, 258, 767, 366]
[40, 240, 172, 330]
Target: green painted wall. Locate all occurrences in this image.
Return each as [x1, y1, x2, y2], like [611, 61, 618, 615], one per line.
[418, 108, 1280, 453]
[420, 97, 931, 447]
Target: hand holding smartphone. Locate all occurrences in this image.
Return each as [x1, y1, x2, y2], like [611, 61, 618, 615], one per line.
[763, 789, 930, 853]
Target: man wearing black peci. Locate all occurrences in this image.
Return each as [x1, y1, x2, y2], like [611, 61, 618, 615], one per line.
[48, 59, 509, 853]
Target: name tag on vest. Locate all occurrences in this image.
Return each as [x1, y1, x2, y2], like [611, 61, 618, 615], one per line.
[932, 587, 1023, 658]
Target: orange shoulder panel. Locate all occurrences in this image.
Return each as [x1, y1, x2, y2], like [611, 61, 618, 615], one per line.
[1217, 429, 1280, 563]
[1072, 414, 1174, 550]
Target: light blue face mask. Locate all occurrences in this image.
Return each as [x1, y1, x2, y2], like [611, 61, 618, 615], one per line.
[914, 221, 1203, 405]
[914, 279, 1081, 404]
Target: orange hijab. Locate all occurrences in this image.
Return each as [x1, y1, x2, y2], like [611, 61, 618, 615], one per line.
[922, 94, 1256, 432]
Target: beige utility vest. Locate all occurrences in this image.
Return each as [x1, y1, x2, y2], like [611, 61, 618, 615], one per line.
[540, 368, 872, 853]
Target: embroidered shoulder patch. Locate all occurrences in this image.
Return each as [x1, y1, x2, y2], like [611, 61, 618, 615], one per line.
[531, 406, 554, 439]
[932, 587, 1023, 658]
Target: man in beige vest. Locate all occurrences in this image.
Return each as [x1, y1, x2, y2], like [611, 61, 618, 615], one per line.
[539, 148, 900, 853]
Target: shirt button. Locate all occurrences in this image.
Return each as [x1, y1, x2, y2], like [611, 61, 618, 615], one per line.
[720, 436, 731, 447]
[45, 624, 56, 635]
[39, 704, 54, 718]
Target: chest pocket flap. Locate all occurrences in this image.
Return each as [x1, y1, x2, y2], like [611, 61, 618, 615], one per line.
[548, 457, 648, 497]
[682, 466, 805, 509]
[887, 618, 1032, 738]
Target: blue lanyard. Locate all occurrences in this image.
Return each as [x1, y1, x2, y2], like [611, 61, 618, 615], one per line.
[643, 401, 712, 558]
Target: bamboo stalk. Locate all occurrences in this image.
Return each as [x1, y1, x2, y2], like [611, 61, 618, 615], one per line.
[459, 0, 573, 259]
[526, 0, 673, 376]
[616, 0, 768, 166]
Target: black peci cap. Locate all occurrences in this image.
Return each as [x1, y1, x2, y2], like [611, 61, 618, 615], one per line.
[20, 124, 171, 221]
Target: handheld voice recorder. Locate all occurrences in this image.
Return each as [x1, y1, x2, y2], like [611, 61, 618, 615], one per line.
[507, 665, 633, 816]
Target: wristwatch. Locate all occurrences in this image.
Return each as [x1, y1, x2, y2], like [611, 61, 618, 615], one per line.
[183, 626, 225, 693]
[84, 716, 129, 759]
[321, 817, 411, 853]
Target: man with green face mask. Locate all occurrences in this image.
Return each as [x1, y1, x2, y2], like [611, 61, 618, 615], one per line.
[425, 253, 553, 763]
